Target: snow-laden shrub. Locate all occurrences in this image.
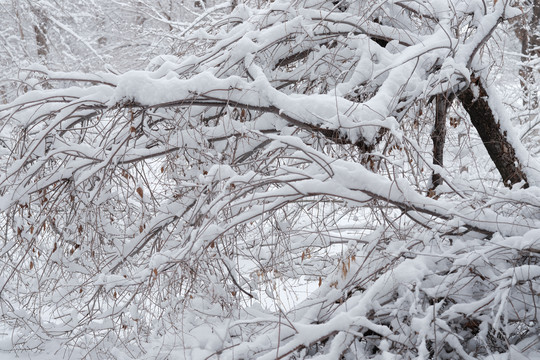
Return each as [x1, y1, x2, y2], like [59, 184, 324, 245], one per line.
[0, 0, 539, 358]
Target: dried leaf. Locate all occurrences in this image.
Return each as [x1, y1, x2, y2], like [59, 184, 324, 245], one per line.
[136, 187, 143, 198]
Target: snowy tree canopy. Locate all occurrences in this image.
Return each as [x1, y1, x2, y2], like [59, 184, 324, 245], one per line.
[0, 0, 539, 358]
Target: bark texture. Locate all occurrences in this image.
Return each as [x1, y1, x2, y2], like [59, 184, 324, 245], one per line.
[430, 94, 449, 189]
[516, 0, 540, 108]
[459, 78, 528, 188]
[33, 9, 48, 58]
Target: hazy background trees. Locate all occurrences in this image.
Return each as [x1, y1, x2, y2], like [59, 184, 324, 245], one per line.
[0, 0, 539, 359]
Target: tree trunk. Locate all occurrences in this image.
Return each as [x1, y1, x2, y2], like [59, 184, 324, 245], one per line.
[430, 94, 449, 190]
[517, 0, 540, 109]
[459, 77, 528, 188]
[33, 9, 48, 58]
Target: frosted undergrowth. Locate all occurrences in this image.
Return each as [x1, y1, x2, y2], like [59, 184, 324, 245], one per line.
[0, 0, 539, 359]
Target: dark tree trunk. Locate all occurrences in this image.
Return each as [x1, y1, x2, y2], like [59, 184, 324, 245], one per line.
[33, 9, 48, 58]
[430, 94, 449, 190]
[459, 77, 529, 188]
[517, 0, 540, 109]
[34, 24, 48, 58]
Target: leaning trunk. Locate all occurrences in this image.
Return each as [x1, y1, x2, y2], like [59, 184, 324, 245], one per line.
[459, 77, 528, 188]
